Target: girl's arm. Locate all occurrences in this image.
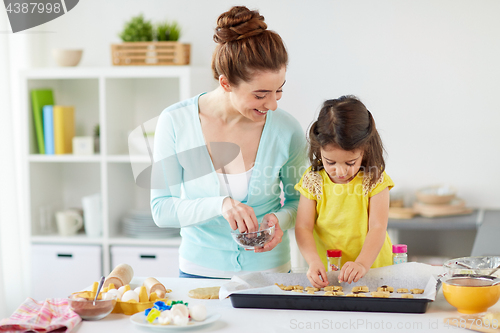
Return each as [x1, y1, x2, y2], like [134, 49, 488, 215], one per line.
[295, 194, 329, 288]
[339, 187, 390, 283]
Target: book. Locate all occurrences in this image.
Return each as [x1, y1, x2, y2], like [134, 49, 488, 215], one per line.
[53, 105, 75, 154]
[43, 105, 55, 155]
[31, 89, 54, 154]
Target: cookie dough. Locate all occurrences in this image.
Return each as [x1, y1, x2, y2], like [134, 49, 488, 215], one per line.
[188, 286, 220, 299]
[351, 286, 369, 293]
[377, 285, 394, 293]
[410, 288, 424, 294]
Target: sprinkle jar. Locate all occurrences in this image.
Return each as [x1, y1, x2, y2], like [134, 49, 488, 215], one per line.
[326, 249, 342, 271]
[392, 244, 408, 265]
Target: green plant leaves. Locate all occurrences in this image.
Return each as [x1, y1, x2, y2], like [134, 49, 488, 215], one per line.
[119, 14, 182, 42]
[119, 14, 153, 42]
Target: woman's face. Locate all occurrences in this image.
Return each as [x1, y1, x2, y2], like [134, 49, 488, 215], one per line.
[227, 66, 286, 121]
[320, 144, 364, 184]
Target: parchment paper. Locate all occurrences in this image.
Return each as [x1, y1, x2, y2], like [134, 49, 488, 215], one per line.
[220, 262, 444, 300]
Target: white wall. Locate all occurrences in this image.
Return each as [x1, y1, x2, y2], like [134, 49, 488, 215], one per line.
[28, 0, 500, 209]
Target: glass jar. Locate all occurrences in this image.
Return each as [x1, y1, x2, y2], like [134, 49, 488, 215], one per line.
[327, 249, 342, 271]
[392, 244, 408, 265]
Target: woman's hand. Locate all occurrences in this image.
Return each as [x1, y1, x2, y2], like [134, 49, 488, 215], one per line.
[254, 213, 283, 253]
[222, 197, 259, 233]
[306, 260, 329, 288]
[338, 261, 368, 284]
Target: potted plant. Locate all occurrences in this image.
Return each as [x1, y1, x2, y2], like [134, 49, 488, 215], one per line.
[111, 14, 190, 66]
[119, 14, 153, 42]
[156, 21, 181, 42]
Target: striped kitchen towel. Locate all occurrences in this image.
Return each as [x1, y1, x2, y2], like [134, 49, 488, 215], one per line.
[0, 298, 81, 332]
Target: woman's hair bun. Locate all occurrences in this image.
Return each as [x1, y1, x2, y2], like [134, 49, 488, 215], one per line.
[214, 6, 267, 43]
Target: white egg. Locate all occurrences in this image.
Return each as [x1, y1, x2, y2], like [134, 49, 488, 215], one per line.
[133, 287, 142, 295]
[121, 290, 139, 302]
[189, 304, 207, 321]
[106, 289, 121, 300]
[173, 315, 189, 326]
[170, 304, 189, 318]
[117, 286, 127, 298]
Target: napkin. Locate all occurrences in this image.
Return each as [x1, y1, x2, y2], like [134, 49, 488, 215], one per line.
[220, 262, 444, 300]
[0, 298, 81, 333]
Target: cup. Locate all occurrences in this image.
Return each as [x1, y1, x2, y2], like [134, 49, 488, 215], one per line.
[39, 205, 54, 234]
[82, 193, 102, 237]
[56, 209, 83, 236]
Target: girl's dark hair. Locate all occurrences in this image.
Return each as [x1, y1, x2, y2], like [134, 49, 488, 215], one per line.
[308, 95, 385, 188]
[211, 6, 288, 85]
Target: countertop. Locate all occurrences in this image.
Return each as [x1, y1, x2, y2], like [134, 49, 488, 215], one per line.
[71, 276, 499, 333]
[387, 209, 485, 230]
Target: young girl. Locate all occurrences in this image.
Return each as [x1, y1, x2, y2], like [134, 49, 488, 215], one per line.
[295, 95, 394, 288]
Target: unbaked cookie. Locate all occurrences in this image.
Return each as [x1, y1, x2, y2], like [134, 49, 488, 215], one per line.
[351, 286, 369, 293]
[377, 285, 394, 293]
[371, 291, 390, 298]
[410, 288, 424, 294]
[188, 286, 220, 299]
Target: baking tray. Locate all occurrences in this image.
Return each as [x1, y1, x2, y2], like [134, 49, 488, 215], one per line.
[230, 294, 433, 314]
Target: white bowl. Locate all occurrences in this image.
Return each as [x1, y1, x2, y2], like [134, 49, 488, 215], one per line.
[52, 49, 83, 66]
[416, 185, 456, 204]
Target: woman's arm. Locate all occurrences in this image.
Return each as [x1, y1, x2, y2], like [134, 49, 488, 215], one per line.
[339, 187, 390, 283]
[295, 194, 328, 288]
[151, 109, 228, 228]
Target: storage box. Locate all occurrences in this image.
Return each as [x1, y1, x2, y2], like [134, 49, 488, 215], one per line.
[111, 42, 190, 66]
[110, 246, 179, 277]
[31, 244, 102, 300]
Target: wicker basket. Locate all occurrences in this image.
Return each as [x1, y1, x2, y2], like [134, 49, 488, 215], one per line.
[111, 42, 190, 66]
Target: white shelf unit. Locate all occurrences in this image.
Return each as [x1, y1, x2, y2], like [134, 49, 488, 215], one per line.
[19, 66, 213, 279]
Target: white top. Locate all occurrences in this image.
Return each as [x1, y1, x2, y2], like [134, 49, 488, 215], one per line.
[216, 167, 254, 203]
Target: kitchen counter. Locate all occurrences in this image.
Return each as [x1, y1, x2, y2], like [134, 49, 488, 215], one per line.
[71, 276, 498, 333]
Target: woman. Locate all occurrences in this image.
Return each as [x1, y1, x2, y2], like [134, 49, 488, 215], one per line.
[151, 6, 306, 278]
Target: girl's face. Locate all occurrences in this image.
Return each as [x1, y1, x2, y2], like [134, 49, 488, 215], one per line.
[226, 66, 286, 122]
[320, 144, 364, 184]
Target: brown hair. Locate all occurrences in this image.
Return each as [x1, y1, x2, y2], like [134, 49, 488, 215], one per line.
[211, 6, 288, 85]
[308, 95, 386, 189]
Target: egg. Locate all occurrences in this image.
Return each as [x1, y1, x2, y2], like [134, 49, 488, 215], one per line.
[170, 304, 189, 319]
[106, 289, 121, 300]
[173, 315, 189, 326]
[133, 287, 142, 295]
[118, 286, 127, 298]
[189, 304, 207, 321]
[121, 290, 139, 302]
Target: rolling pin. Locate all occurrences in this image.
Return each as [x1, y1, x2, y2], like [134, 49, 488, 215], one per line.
[143, 277, 167, 298]
[103, 263, 134, 289]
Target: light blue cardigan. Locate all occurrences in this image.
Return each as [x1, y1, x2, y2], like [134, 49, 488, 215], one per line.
[151, 93, 307, 272]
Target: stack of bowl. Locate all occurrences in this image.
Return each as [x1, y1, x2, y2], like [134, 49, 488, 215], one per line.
[413, 185, 471, 217]
[442, 256, 500, 314]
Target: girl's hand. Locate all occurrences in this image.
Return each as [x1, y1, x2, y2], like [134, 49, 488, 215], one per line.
[338, 261, 367, 284]
[254, 213, 282, 253]
[222, 197, 259, 233]
[306, 260, 329, 288]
